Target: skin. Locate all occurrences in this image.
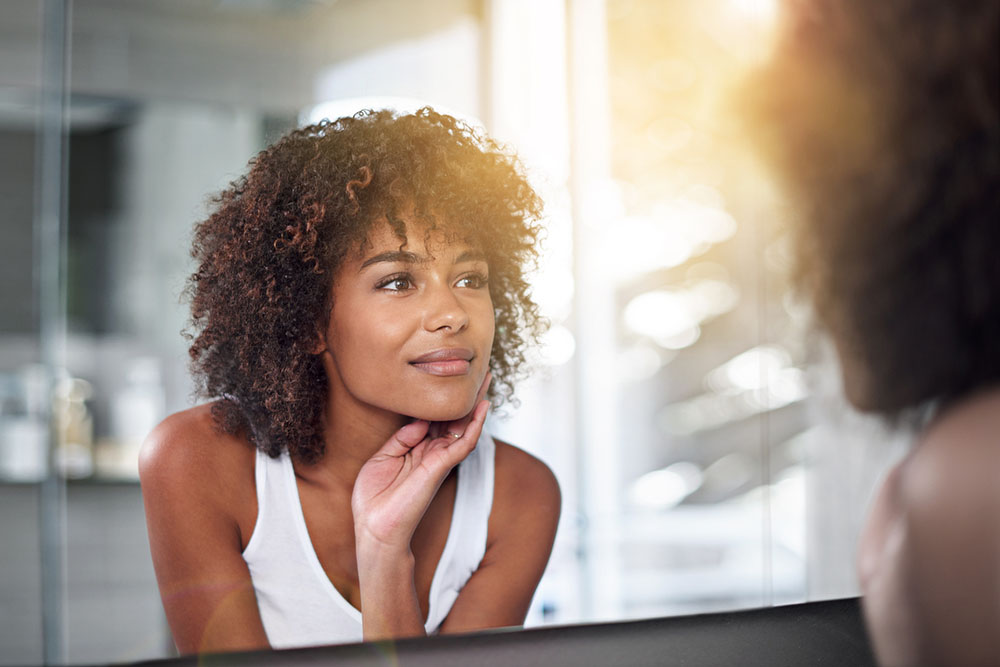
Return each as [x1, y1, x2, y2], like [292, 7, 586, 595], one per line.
[139, 220, 561, 654]
[855, 382, 1000, 666]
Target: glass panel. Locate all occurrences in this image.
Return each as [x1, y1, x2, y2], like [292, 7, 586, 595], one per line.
[36, 1, 491, 663]
[1, 1, 64, 665]
[57, 4, 307, 661]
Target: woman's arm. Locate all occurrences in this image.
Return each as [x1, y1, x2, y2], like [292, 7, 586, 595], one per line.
[138, 409, 270, 654]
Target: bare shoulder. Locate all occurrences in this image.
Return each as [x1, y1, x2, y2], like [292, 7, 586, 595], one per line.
[903, 385, 1000, 509]
[138, 403, 256, 515]
[888, 386, 1000, 663]
[139, 403, 267, 652]
[489, 438, 561, 544]
[922, 385, 1000, 450]
[492, 438, 561, 512]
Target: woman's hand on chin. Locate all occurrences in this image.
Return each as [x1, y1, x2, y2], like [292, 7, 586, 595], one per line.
[351, 373, 492, 555]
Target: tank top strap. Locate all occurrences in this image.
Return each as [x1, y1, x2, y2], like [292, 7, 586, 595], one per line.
[242, 447, 278, 560]
[455, 430, 495, 562]
[424, 429, 496, 632]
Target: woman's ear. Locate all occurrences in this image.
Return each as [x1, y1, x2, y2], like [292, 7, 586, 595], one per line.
[309, 328, 328, 355]
[310, 303, 332, 355]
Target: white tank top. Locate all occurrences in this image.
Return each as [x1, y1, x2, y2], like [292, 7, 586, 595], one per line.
[241, 430, 495, 649]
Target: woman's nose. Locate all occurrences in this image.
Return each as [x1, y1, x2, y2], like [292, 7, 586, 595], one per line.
[423, 282, 470, 332]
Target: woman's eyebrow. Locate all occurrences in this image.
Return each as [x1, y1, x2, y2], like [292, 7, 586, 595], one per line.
[359, 248, 487, 270]
[359, 250, 422, 270]
[454, 249, 487, 264]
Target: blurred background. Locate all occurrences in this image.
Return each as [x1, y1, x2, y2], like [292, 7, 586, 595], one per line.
[0, 1, 910, 664]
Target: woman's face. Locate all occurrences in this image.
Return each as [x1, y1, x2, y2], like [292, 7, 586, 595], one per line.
[320, 219, 495, 423]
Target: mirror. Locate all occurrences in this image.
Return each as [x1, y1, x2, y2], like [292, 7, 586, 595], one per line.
[0, 1, 905, 664]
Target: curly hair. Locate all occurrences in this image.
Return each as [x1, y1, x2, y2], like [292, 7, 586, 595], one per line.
[743, 0, 1000, 417]
[186, 108, 545, 463]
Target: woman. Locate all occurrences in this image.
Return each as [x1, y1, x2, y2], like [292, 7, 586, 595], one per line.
[139, 108, 561, 654]
[745, 2, 999, 665]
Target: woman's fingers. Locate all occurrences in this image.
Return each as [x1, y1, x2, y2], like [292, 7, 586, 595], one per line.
[352, 393, 491, 551]
[441, 399, 489, 455]
[367, 373, 491, 492]
[374, 419, 429, 459]
[414, 399, 487, 474]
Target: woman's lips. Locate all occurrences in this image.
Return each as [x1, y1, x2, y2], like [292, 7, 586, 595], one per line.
[409, 348, 474, 377]
[410, 359, 472, 376]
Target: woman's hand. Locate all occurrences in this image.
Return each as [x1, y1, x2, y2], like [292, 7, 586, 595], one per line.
[351, 373, 492, 554]
[351, 374, 491, 640]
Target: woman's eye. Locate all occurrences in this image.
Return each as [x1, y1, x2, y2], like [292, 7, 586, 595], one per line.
[457, 273, 489, 289]
[377, 276, 413, 292]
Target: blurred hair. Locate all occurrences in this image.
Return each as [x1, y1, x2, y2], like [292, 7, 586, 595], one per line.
[742, 0, 1000, 416]
[186, 108, 545, 463]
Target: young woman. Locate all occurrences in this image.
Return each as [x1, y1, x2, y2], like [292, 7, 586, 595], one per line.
[139, 108, 561, 654]
[745, 3, 999, 665]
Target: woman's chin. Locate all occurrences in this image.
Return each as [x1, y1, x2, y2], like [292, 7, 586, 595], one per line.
[404, 396, 478, 424]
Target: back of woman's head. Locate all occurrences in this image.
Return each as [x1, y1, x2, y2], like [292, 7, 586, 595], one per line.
[186, 108, 544, 462]
[744, 0, 1000, 417]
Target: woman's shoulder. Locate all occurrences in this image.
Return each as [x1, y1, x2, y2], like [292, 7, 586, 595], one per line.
[885, 388, 1000, 663]
[488, 438, 561, 534]
[906, 385, 1000, 499]
[892, 384, 1000, 565]
[138, 402, 257, 508]
[924, 384, 1000, 440]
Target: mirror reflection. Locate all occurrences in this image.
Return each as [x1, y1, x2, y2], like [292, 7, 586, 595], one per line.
[1, 1, 908, 664]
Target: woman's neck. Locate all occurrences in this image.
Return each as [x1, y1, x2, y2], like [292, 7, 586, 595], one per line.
[301, 390, 410, 490]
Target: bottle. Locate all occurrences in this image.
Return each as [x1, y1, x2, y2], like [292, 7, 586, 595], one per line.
[53, 375, 95, 479]
[100, 357, 165, 479]
[0, 364, 51, 482]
